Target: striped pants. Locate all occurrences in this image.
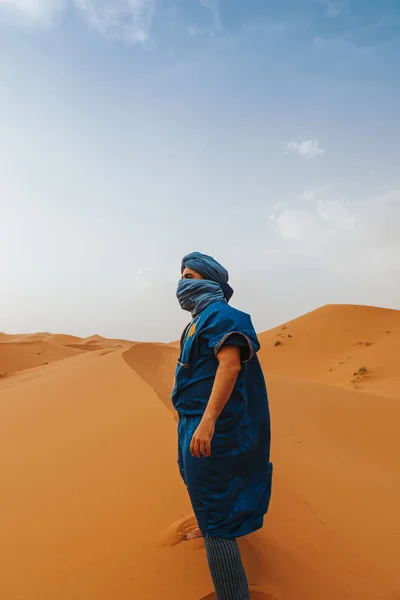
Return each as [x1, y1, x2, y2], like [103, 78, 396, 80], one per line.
[204, 535, 250, 600]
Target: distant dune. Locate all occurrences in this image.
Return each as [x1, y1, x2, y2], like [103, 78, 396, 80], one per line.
[0, 340, 83, 377]
[0, 332, 18, 342]
[0, 304, 399, 599]
[64, 343, 106, 352]
[82, 334, 106, 344]
[81, 335, 134, 348]
[44, 334, 84, 346]
[8, 333, 51, 343]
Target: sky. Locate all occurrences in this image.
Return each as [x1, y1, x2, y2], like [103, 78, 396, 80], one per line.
[1, 0, 399, 341]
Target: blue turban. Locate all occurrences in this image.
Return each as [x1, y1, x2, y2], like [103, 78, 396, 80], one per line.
[181, 252, 234, 302]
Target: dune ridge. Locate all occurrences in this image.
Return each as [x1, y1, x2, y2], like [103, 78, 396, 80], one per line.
[259, 303, 400, 397]
[0, 303, 399, 599]
[44, 333, 84, 346]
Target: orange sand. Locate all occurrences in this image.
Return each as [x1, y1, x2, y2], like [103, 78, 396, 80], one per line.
[44, 334, 85, 346]
[0, 304, 399, 599]
[259, 304, 400, 397]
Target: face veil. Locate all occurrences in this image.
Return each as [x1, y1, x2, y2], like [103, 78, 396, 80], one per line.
[179, 252, 234, 313]
[176, 278, 226, 316]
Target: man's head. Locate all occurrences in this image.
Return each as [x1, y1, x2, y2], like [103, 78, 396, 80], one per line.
[180, 252, 233, 302]
[177, 252, 234, 315]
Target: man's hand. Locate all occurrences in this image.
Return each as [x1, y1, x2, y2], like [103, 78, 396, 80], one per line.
[190, 416, 215, 458]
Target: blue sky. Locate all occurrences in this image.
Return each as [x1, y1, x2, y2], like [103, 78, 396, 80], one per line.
[1, 0, 399, 341]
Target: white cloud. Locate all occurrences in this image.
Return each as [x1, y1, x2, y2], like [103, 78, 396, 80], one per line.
[74, 0, 156, 44]
[317, 0, 348, 18]
[0, 0, 65, 25]
[270, 186, 400, 280]
[284, 139, 325, 159]
[0, 0, 156, 41]
[200, 0, 222, 30]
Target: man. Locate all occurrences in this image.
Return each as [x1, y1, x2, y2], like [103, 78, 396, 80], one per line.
[172, 251, 273, 600]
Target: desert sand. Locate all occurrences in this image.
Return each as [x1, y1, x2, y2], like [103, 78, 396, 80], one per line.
[0, 304, 399, 599]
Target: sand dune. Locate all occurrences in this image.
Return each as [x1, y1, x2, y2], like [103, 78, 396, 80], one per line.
[81, 335, 134, 349]
[82, 334, 106, 344]
[265, 373, 399, 598]
[44, 333, 84, 346]
[168, 340, 180, 348]
[0, 340, 83, 377]
[0, 350, 211, 600]
[123, 342, 178, 416]
[65, 343, 107, 352]
[259, 304, 400, 397]
[1, 304, 399, 599]
[0, 332, 18, 342]
[9, 333, 51, 343]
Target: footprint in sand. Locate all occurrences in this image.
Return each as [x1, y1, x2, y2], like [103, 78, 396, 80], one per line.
[159, 517, 279, 598]
[157, 514, 204, 549]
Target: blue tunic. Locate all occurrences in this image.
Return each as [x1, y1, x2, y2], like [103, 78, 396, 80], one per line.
[172, 301, 273, 539]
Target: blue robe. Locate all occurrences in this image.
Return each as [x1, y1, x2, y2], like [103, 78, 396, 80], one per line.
[172, 301, 273, 539]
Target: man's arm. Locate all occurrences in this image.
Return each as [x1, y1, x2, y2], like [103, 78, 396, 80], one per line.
[190, 345, 241, 458]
